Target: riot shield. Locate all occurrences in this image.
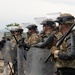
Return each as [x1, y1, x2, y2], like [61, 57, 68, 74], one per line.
[17, 46, 26, 75]
[2, 41, 26, 75]
[2, 41, 17, 64]
[26, 47, 56, 75]
[2, 41, 17, 75]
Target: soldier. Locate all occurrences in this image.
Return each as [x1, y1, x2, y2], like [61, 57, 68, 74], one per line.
[51, 13, 75, 75]
[10, 26, 25, 75]
[33, 19, 57, 75]
[25, 24, 41, 75]
[2, 25, 25, 75]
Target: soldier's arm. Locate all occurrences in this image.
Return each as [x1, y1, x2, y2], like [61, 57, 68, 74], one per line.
[53, 48, 75, 60]
[34, 32, 55, 48]
[58, 33, 75, 60]
[58, 48, 75, 60]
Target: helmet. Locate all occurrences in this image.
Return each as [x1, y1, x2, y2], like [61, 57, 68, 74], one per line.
[55, 13, 75, 24]
[26, 24, 37, 30]
[10, 26, 23, 33]
[60, 13, 73, 17]
[41, 19, 56, 27]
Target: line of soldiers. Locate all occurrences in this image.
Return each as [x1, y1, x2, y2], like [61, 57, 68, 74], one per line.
[2, 12, 75, 75]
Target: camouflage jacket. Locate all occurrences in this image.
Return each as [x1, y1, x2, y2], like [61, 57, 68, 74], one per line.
[25, 33, 41, 46]
[10, 35, 24, 50]
[51, 32, 75, 68]
[11, 35, 22, 44]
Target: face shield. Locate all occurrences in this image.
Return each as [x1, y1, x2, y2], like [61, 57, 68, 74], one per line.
[34, 17, 46, 32]
[47, 12, 61, 27]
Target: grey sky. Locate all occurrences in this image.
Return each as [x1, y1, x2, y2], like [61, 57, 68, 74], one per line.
[0, 0, 75, 32]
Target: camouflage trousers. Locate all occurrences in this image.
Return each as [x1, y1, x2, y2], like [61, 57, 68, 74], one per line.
[55, 67, 75, 75]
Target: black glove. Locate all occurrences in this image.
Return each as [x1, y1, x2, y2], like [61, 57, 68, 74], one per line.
[18, 38, 31, 49]
[18, 38, 25, 47]
[25, 43, 31, 49]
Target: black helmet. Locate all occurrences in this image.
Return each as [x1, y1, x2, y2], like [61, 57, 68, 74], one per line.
[41, 19, 56, 27]
[55, 13, 75, 24]
[26, 24, 37, 30]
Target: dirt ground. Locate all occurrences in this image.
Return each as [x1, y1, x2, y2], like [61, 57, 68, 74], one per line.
[0, 51, 4, 75]
[0, 60, 4, 75]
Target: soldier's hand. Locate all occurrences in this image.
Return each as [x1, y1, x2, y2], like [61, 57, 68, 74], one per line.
[18, 38, 25, 47]
[50, 46, 58, 54]
[54, 50, 59, 58]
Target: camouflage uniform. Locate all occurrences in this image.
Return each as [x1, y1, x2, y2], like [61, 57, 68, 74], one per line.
[26, 33, 40, 46]
[11, 35, 22, 44]
[25, 24, 41, 46]
[51, 13, 75, 75]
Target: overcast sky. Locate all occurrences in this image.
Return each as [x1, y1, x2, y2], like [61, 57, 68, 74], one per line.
[0, 0, 75, 32]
